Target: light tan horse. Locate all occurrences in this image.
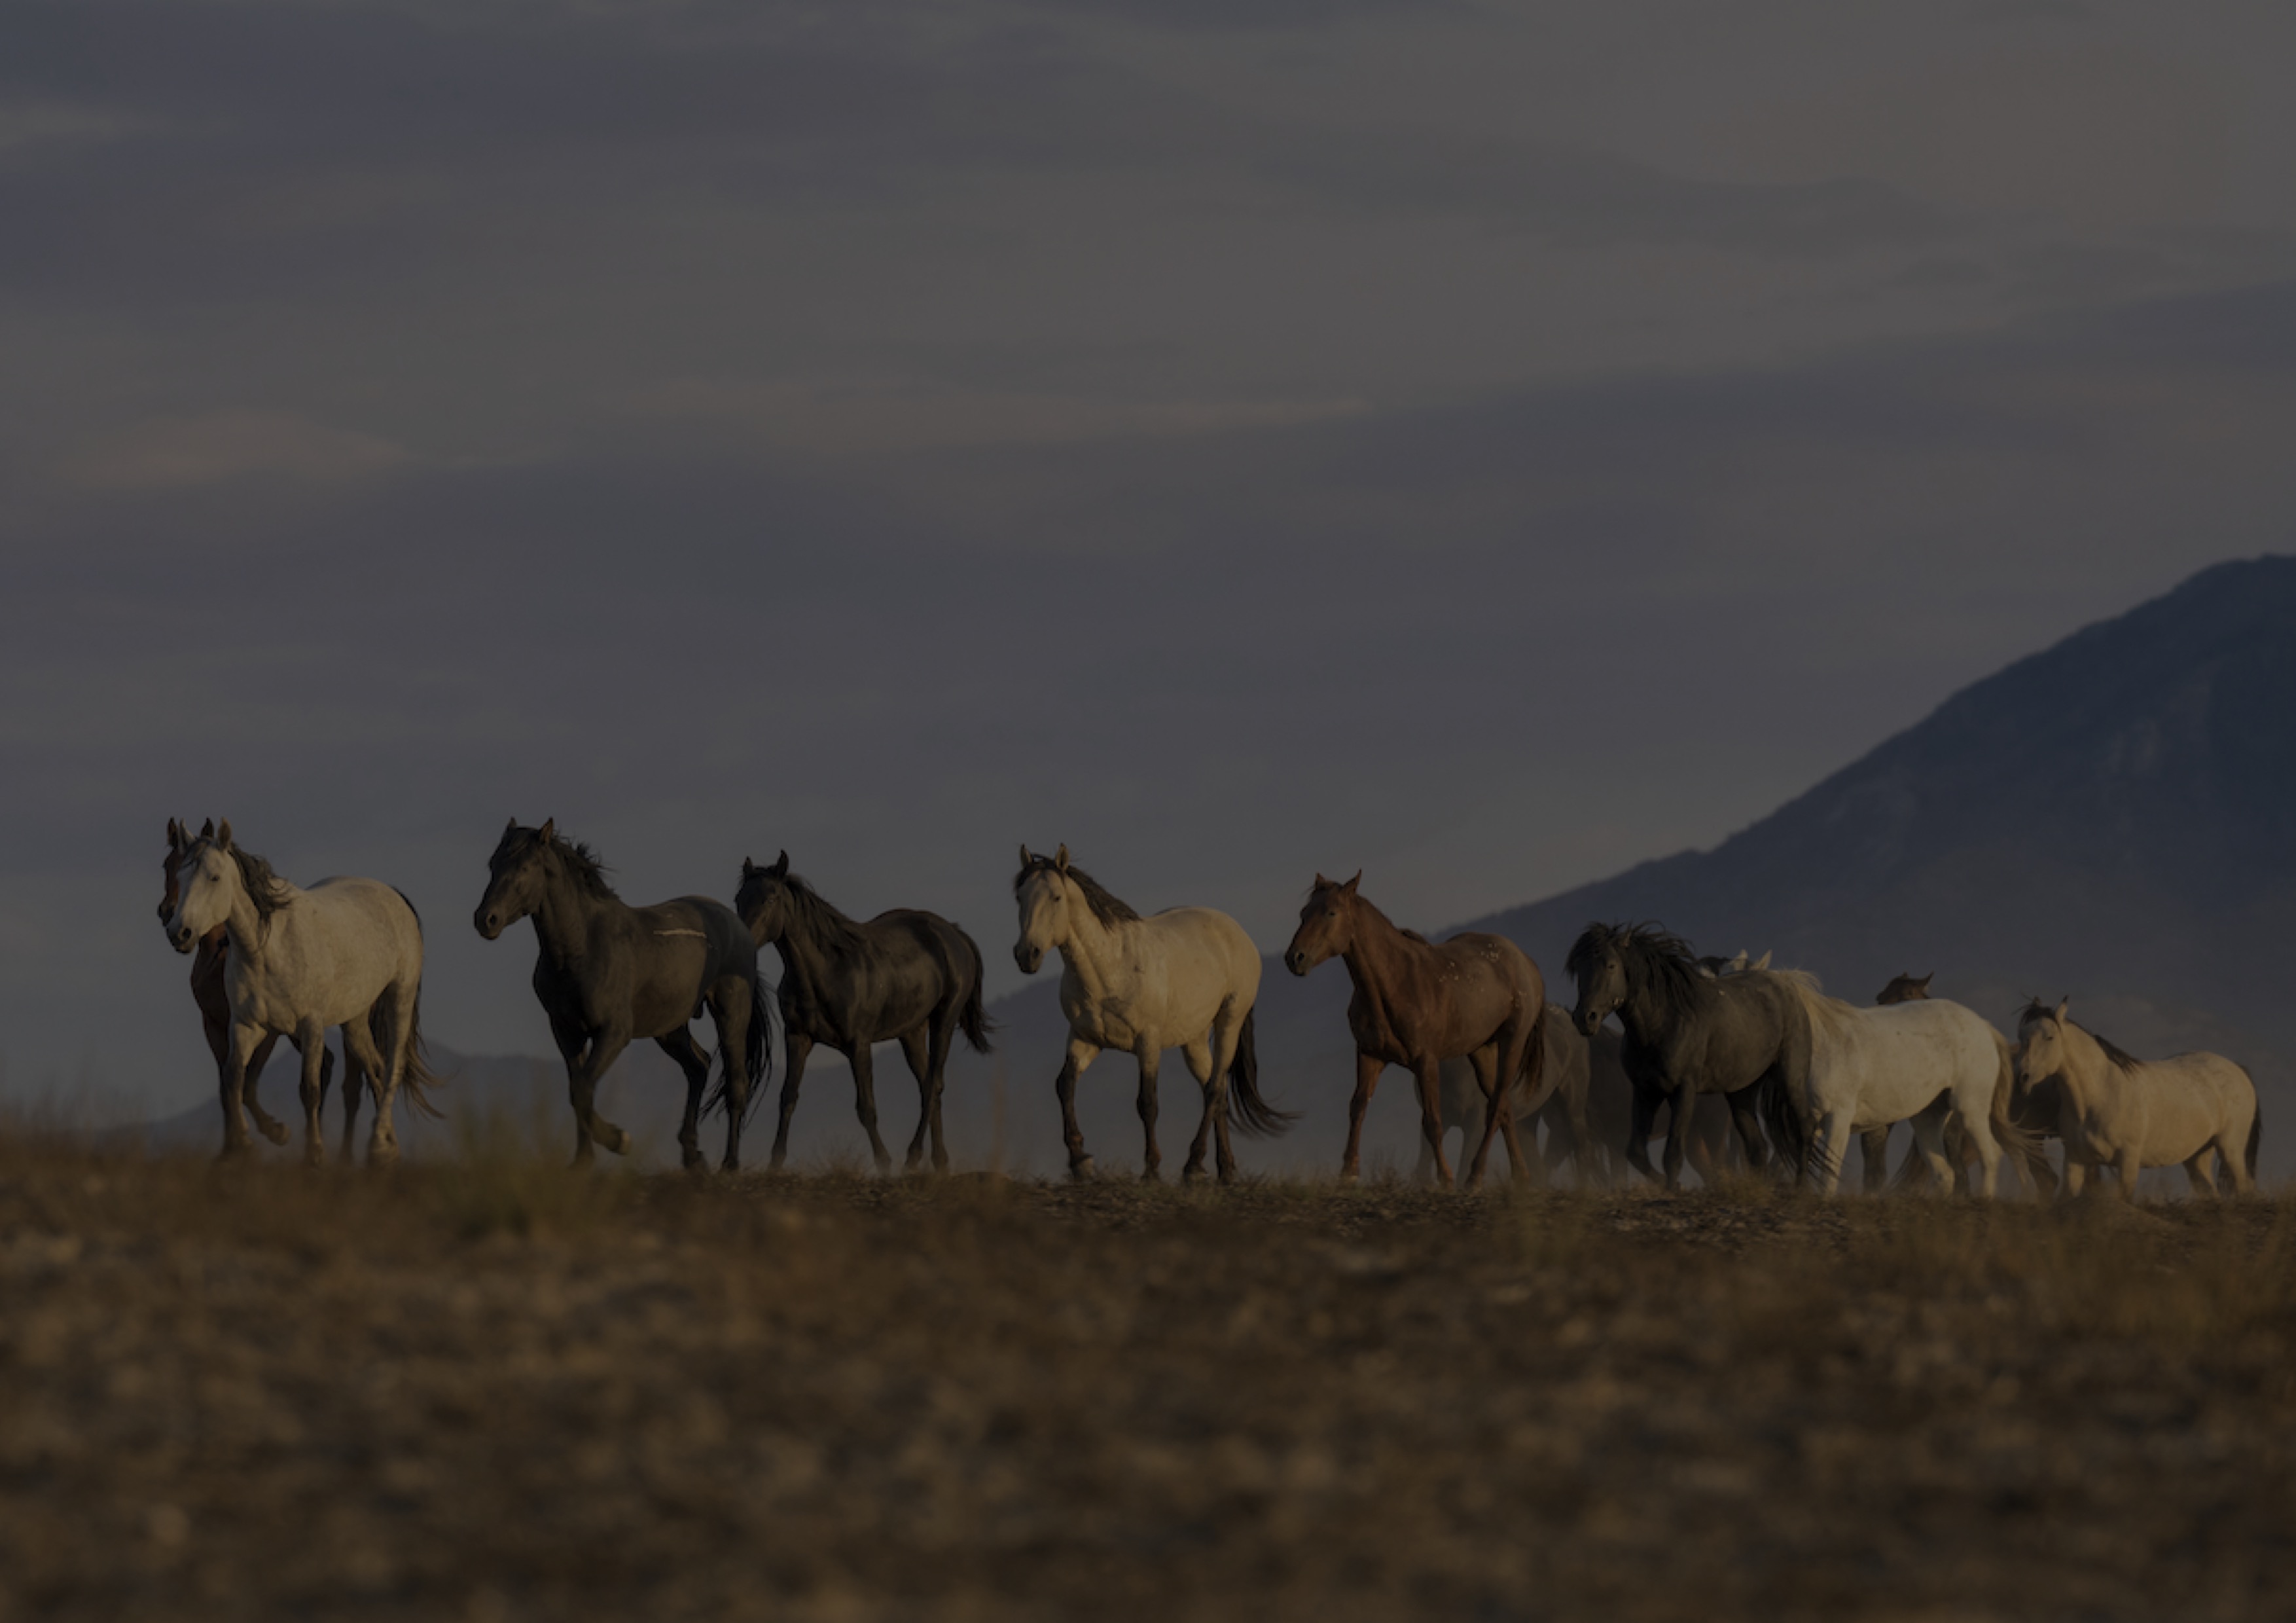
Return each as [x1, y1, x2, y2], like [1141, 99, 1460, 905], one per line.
[1014, 845, 1293, 1183]
[2013, 1000, 2259, 1198]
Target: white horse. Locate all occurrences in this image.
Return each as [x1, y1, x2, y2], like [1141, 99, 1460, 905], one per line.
[1770, 972, 2024, 1197]
[164, 821, 442, 1164]
[1013, 845, 1292, 1183]
[2014, 1000, 2258, 1199]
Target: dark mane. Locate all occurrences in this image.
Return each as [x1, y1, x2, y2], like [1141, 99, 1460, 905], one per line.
[779, 873, 867, 953]
[1013, 854, 1140, 928]
[187, 836, 293, 932]
[495, 824, 619, 900]
[1569, 921, 1710, 1020]
[2017, 999, 2144, 1072]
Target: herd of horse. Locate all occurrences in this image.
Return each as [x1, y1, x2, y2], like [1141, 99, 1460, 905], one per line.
[154, 820, 2265, 1198]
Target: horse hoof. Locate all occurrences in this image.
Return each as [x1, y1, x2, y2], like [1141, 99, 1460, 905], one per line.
[605, 1129, 634, 1156]
[1338, 1167, 1360, 1185]
[1140, 1168, 1162, 1184]
[260, 1121, 291, 1147]
[1068, 1157, 1096, 1181]
[1181, 1164, 1208, 1185]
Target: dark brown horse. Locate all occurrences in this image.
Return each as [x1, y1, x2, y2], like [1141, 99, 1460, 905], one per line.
[160, 818, 339, 1153]
[1283, 872, 1545, 1188]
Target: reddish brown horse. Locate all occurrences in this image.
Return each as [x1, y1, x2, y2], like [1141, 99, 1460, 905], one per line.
[1283, 872, 1546, 1188]
[159, 818, 339, 1152]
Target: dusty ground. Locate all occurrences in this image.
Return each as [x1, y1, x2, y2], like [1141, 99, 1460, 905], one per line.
[1, 1140, 2291, 1622]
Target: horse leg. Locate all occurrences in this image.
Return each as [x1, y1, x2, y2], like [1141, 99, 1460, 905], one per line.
[1340, 1051, 1383, 1184]
[294, 1021, 328, 1167]
[2060, 1158, 2089, 1199]
[1812, 1110, 1856, 1197]
[1956, 1096, 2003, 1200]
[898, 1028, 933, 1174]
[1465, 1043, 1527, 1191]
[242, 1032, 292, 1147]
[924, 1015, 958, 1173]
[712, 979, 755, 1173]
[1414, 1059, 1453, 1190]
[2220, 1127, 2255, 1197]
[1180, 1032, 1217, 1183]
[1058, 1038, 1101, 1178]
[1624, 1082, 1662, 1185]
[1559, 1074, 1598, 1188]
[566, 1026, 635, 1168]
[1723, 1087, 1770, 1177]
[1133, 1043, 1164, 1182]
[1907, 1108, 1954, 1194]
[850, 1043, 894, 1175]
[217, 1021, 263, 1159]
[338, 1015, 394, 1169]
[656, 1030, 711, 1172]
[2115, 1148, 2142, 1203]
[2183, 1150, 2218, 1199]
[770, 1029, 814, 1171]
[1858, 1127, 1891, 1194]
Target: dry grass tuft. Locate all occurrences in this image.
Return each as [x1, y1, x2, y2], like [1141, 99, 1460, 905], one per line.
[1, 1135, 2291, 1621]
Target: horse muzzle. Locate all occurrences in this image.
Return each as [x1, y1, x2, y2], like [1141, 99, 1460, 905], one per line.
[1014, 945, 1043, 975]
[1571, 1006, 1603, 1036]
[166, 922, 196, 954]
[474, 907, 504, 941]
[1283, 947, 1310, 977]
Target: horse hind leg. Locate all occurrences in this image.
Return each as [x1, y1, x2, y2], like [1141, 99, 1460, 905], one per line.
[340, 1015, 394, 1169]
[1134, 1043, 1164, 1182]
[2183, 1149, 2219, 1199]
[709, 979, 755, 1173]
[897, 1027, 933, 1174]
[1858, 1126, 1891, 1194]
[849, 1042, 893, 1175]
[293, 1022, 329, 1167]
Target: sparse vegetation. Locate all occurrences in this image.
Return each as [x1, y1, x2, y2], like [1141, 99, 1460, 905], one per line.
[1, 1139, 2291, 1621]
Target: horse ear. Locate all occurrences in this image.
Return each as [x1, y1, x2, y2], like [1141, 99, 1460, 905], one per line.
[1018, 843, 1031, 869]
[166, 818, 183, 849]
[742, 855, 756, 875]
[2054, 998, 2070, 1023]
[538, 818, 555, 842]
[1753, 951, 1772, 971]
[505, 816, 518, 834]
[1915, 973, 1931, 991]
[200, 817, 215, 838]
[1053, 844, 1069, 873]
[1312, 872, 1329, 889]
[771, 850, 789, 877]
[216, 819, 233, 850]
[1342, 870, 1361, 894]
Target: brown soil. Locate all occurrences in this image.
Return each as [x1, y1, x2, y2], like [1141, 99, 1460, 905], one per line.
[2, 1141, 2291, 1622]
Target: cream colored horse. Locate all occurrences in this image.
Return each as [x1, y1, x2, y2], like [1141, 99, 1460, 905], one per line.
[164, 822, 442, 1164]
[1771, 972, 2024, 1197]
[2013, 1000, 2258, 1198]
[1013, 845, 1291, 1182]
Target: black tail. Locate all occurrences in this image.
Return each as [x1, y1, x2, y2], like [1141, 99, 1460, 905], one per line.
[2247, 1081, 2262, 1182]
[1225, 1008, 1296, 1139]
[709, 971, 778, 1125]
[956, 935, 996, 1055]
[1757, 1073, 1807, 1184]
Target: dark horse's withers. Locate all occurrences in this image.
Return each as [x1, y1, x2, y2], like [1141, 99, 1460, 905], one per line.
[735, 852, 993, 1175]
[1566, 922, 1810, 1188]
[474, 820, 772, 1170]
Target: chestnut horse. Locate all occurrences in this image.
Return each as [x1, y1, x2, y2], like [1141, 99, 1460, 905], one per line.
[1283, 872, 1545, 1189]
[160, 818, 339, 1152]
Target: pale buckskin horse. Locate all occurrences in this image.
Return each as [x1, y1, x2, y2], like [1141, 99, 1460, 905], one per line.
[1013, 845, 1293, 1183]
[1414, 1006, 1604, 1186]
[1767, 972, 2033, 1197]
[160, 817, 340, 1153]
[2013, 999, 2259, 1199]
[475, 820, 771, 1170]
[1565, 923, 1808, 1187]
[161, 821, 442, 1163]
[736, 851, 994, 1175]
[1284, 872, 1545, 1189]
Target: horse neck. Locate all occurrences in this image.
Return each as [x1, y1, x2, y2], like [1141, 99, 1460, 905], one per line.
[2055, 1025, 2126, 1110]
[768, 900, 846, 996]
[217, 874, 285, 968]
[1616, 957, 1699, 1048]
[529, 866, 619, 964]
[1052, 898, 1129, 1002]
[1336, 900, 1422, 999]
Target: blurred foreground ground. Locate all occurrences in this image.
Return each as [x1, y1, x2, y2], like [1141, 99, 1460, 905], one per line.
[1, 1141, 2292, 1622]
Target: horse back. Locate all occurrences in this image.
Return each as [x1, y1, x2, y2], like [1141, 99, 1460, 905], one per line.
[238, 876, 422, 1028]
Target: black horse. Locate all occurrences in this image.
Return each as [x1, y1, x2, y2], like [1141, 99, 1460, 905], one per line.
[1566, 922, 1810, 1188]
[474, 820, 772, 1170]
[736, 852, 994, 1174]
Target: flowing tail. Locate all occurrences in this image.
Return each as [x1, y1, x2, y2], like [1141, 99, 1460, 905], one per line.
[2246, 1074, 2261, 1181]
[1225, 1008, 1297, 1138]
[388, 889, 448, 1119]
[1757, 1071, 1808, 1184]
[1987, 1032, 2043, 1196]
[956, 932, 996, 1054]
[709, 970, 778, 1125]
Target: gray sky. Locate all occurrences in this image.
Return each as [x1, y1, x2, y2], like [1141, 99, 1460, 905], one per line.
[5, 0, 2295, 1114]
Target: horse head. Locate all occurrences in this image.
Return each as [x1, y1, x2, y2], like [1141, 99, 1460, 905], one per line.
[1566, 923, 1634, 1036]
[736, 851, 794, 947]
[166, 820, 242, 953]
[1283, 871, 1360, 976]
[1011, 843, 1074, 974]
[1876, 972, 1933, 1006]
[475, 817, 557, 940]
[2011, 996, 2072, 1099]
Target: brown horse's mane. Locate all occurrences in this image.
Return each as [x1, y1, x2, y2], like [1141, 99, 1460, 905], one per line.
[1013, 854, 1140, 928]
[186, 836, 293, 932]
[2017, 999, 2143, 1072]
